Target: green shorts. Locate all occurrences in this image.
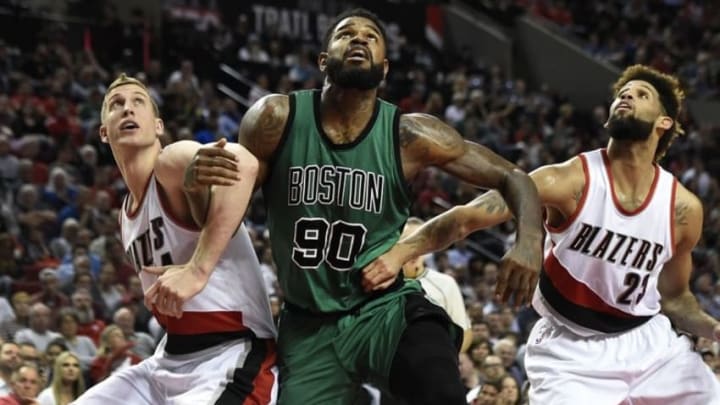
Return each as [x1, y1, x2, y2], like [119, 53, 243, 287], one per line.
[277, 280, 424, 405]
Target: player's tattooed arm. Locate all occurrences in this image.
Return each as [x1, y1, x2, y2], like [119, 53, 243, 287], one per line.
[659, 187, 718, 340]
[392, 190, 513, 263]
[238, 94, 290, 188]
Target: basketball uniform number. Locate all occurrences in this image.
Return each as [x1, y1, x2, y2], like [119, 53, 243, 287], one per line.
[292, 218, 367, 271]
[617, 272, 650, 305]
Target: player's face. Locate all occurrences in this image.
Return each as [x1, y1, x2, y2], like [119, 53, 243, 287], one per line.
[99, 84, 163, 148]
[320, 16, 388, 90]
[606, 80, 668, 142]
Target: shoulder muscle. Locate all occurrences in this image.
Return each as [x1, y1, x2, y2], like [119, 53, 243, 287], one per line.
[238, 94, 290, 162]
[399, 113, 465, 166]
[673, 183, 703, 254]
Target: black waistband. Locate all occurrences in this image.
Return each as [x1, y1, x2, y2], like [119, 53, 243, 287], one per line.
[165, 330, 256, 355]
[539, 270, 652, 334]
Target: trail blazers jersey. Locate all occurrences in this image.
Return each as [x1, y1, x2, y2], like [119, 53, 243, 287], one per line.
[120, 176, 276, 353]
[534, 149, 677, 336]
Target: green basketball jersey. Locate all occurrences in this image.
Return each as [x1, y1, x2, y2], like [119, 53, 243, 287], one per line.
[263, 89, 412, 313]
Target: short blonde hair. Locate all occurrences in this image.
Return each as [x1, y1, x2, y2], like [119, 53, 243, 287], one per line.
[101, 73, 159, 123]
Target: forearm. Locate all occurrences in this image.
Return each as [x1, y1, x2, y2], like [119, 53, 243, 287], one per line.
[662, 291, 719, 339]
[497, 169, 543, 243]
[396, 191, 514, 263]
[189, 164, 257, 274]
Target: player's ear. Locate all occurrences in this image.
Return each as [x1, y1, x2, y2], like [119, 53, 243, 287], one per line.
[99, 125, 109, 143]
[155, 118, 164, 138]
[318, 52, 328, 73]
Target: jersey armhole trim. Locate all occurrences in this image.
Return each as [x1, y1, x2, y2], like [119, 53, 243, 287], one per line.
[669, 178, 678, 257]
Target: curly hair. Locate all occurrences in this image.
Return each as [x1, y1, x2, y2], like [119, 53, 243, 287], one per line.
[612, 65, 685, 163]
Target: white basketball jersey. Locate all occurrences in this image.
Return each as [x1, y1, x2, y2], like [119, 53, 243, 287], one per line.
[120, 176, 276, 351]
[533, 149, 676, 336]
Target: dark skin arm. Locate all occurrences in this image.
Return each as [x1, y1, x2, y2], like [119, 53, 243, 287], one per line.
[363, 113, 544, 304]
[186, 100, 543, 304]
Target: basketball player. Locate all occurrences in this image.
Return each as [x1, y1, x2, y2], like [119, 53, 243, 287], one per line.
[364, 65, 720, 404]
[171, 8, 543, 405]
[74, 74, 277, 404]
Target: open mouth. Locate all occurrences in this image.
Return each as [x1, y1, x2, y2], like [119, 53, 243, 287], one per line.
[119, 120, 140, 131]
[346, 47, 369, 61]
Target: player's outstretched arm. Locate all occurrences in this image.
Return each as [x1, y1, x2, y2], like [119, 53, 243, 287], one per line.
[659, 186, 720, 340]
[143, 139, 258, 318]
[395, 113, 543, 304]
[362, 161, 579, 304]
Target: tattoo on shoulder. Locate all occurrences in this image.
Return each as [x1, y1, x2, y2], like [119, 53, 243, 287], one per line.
[398, 116, 421, 148]
[573, 188, 583, 204]
[675, 201, 690, 226]
[244, 96, 287, 156]
[399, 114, 463, 161]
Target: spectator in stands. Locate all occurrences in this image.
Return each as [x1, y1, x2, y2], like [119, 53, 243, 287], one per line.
[0, 364, 41, 405]
[497, 374, 521, 405]
[111, 308, 153, 359]
[480, 354, 505, 384]
[96, 264, 123, 319]
[31, 269, 69, 312]
[117, 277, 152, 334]
[49, 219, 78, 260]
[14, 304, 61, 352]
[0, 343, 20, 396]
[36, 352, 85, 405]
[493, 338, 524, 387]
[17, 343, 40, 369]
[0, 293, 30, 342]
[459, 351, 481, 394]
[41, 339, 67, 386]
[56, 310, 95, 372]
[69, 290, 104, 346]
[89, 325, 141, 384]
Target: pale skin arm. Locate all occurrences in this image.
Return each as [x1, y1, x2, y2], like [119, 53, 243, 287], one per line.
[658, 186, 720, 340]
[143, 140, 259, 318]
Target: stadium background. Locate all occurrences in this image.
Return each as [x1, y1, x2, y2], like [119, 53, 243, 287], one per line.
[0, 0, 719, 403]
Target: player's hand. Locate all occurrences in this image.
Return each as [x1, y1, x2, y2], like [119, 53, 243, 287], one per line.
[361, 248, 407, 292]
[495, 238, 542, 306]
[142, 262, 211, 318]
[183, 138, 240, 192]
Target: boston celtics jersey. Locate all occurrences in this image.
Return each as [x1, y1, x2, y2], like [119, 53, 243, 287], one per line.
[264, 89, 412, 313]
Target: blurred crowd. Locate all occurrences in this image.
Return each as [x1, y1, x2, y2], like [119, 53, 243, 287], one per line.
[475, 0, 720, 99]
[1, 2, 720, 404]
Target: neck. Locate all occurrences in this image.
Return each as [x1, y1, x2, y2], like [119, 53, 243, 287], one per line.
[321, 82, 377, 124]
[60, 383, 74, 395]
[605, 139, 656, 180]
[113, 141, 161, 207]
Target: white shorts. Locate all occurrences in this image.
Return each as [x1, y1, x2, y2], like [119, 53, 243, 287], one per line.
[73, 336, 277, 405]
[525, 314, 720, 405]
